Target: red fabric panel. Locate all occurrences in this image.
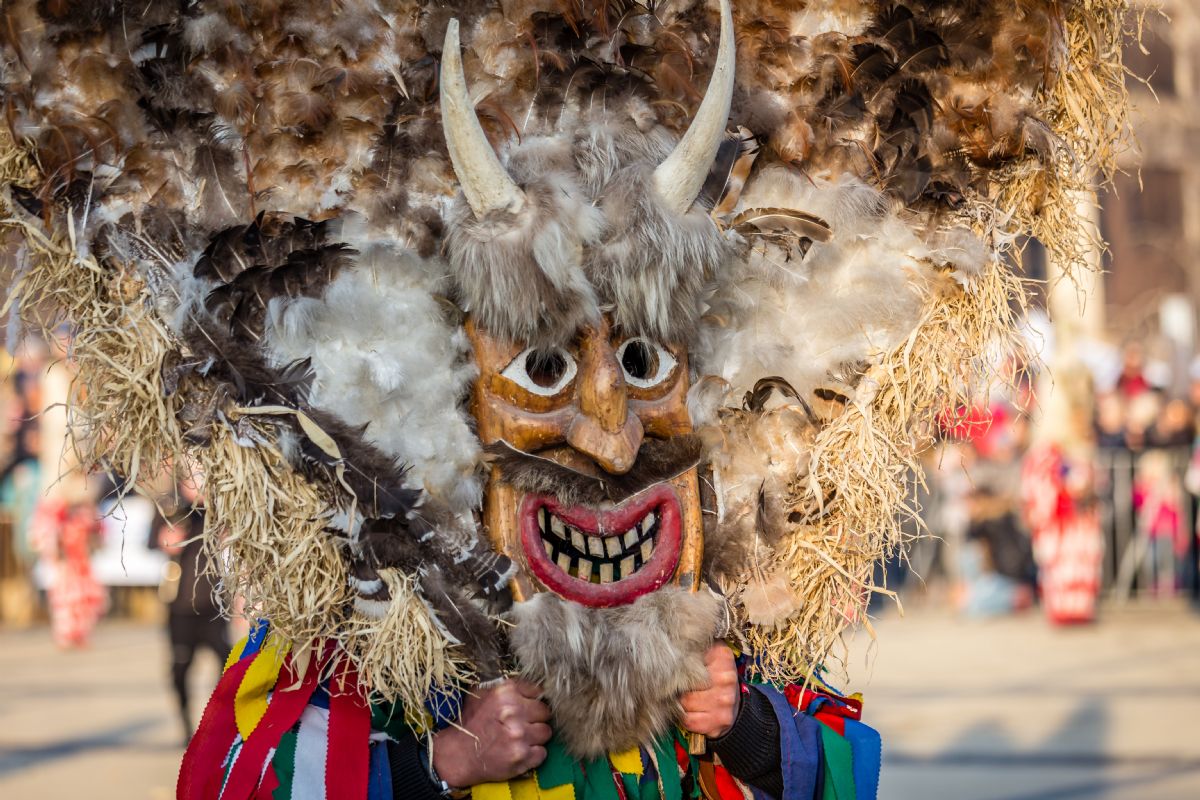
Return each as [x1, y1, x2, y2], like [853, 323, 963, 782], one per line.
[254, 763, 280, 799]
[220, 657, 319, 800]
[713, 763, 746, 800]
[784, 685, 862, 720]
[325, 667, 372, 800]
[178, 652, 256, 800]
[815, 712, 846, 736]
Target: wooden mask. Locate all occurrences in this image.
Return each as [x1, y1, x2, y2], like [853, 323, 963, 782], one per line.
[468, 316, 704, 606]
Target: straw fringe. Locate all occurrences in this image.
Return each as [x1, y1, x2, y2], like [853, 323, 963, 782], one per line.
[737, 0, 1133, 685]
[992, 0, 1134, 282]
[0, 128, 465, 711]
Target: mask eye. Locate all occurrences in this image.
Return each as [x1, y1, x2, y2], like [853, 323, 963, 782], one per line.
[616, 337, 677, 389]
[500, 346, 577, 396]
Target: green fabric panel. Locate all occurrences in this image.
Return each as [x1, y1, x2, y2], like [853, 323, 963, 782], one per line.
[220, 739, 242, 795]
[537, 735, 577, 790]
[671, 729, 700, 799]
[651, 732, 681, 800]
[369, 700, 411, 742]
[818, 724, 857, 800]
[581, 755, 620, 800]
[620, 771, 641, 800]
[272, 729, 299, 800]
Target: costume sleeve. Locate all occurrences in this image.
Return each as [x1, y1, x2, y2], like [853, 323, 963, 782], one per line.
[709, 686, 786, 797]
[385, 728, 449, 800]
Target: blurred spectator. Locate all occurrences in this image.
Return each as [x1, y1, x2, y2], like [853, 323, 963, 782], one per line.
[157, 477, 229, 745]
[29, 339, 106, 646]
[1116, 341, 1150, 399]
[1133, 451, 1186, 596]
[1150, 398, 1194, 448]
[1094, 392, 1126, 449]
[30, 501, 104, 647]
[1124, 390, 1162, 451]
[959, 478, 1034, 618]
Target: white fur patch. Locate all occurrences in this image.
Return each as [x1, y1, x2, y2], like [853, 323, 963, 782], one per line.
[264, 225, 483, 510]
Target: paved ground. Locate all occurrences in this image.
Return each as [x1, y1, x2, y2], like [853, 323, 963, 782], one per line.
[0, 621, 221, 800]
[0, 602, 1197, 799]
[844, 601, 1200, 799]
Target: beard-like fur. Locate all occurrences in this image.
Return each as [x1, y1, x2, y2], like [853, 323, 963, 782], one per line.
[509, 587, 722, 759]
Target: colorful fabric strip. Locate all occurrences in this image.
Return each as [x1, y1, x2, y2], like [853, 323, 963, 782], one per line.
[325, 668, 370, 800]
[757, 682, 823, 800]
[179, 652, 257, 800]
[816, 724, 855, 800]
[840, 720, 880, 800]
[222, 658, 319, 800]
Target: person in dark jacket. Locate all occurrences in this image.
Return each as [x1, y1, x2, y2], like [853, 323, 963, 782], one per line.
[158, 481, 230, 744]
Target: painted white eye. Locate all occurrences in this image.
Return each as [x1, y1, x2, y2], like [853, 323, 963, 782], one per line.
[501, 346, 577, 396]
[616, 337, 677, 389]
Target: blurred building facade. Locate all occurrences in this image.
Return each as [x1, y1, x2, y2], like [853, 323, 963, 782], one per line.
[1101, 1, 1200, 351]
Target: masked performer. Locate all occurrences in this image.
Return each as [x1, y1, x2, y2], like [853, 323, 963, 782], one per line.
[0, 0, 1132, 797]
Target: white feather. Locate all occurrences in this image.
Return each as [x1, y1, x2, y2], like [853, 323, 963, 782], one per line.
[264, 223, 483, 511]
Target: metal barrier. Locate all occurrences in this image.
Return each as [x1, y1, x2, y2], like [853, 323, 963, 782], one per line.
[1094, 445, 1200, 603]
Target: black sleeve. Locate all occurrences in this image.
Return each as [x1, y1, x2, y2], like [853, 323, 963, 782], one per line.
[708, 685, 784, 799]
[386, 729, 448, 800]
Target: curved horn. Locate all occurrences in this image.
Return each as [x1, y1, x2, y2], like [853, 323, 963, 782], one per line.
[652, 0, 736, 213]
[440, 19, 524, 217]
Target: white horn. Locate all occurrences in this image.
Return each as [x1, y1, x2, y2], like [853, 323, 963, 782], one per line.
[440, 19, 524, 218]
[652, 0, 736, 214]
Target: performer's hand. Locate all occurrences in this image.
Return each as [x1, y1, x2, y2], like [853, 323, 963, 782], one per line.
[680, 643, 741, 738]
[432, 679, 552, 789]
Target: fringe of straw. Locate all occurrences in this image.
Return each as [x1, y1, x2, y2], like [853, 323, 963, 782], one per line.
[0, 128, 464, 711]
[742, 0, 1134, 684]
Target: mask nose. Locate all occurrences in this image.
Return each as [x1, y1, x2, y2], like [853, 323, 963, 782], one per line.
[566, 323, 643, 475]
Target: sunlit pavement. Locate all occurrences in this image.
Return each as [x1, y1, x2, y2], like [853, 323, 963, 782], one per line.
[845, 601, 1200, 800]
[0, 622, 219, 800]
[0, 603, 1198, 799]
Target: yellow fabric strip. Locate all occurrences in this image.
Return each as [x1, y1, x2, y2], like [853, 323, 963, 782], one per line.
[234, 637, 288, 739]
[538, 784, 575, 800]
[224, 633, 249, 672]
[610, 747, 643, 776]
[509, 776, 541, 800]
[471, 782, 514, 800]
[472, 773, 576, 800]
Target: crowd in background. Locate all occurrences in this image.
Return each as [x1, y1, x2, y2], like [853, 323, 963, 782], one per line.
[895, 340, 1200, 620]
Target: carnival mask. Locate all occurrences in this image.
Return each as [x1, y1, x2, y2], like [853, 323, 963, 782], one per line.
[469, 317, 704, 607]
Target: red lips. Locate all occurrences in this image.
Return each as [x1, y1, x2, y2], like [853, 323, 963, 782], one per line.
[518, 483, 683, 607]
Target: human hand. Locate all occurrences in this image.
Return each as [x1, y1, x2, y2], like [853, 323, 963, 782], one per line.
[431, 679, 552, 789]
[679, 642, 741, 738]
[158, 523, 185, 556]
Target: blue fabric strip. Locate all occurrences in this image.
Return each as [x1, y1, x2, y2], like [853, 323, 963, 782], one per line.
[424, 684, 463, 729]
[842, 719, 881, 800]
[366, 740, 393, 800]
[242, 620, 269, 660]
[309, 682, 331, 710]
[756, 683, 823, 800]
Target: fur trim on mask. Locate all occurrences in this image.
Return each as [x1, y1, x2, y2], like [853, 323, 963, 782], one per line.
[447, 127, 733, 348]
[509, 587, 721, 759]
[447, 164, 604, 348]
[586, 164, 733, 343]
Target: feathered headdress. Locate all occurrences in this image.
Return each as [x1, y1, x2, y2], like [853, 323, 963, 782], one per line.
[1, 0, 1131, 731]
